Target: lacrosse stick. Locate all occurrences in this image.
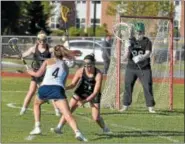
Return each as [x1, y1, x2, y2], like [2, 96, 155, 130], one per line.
[8, 38, 29, 70]
[112, 22, 144, 76]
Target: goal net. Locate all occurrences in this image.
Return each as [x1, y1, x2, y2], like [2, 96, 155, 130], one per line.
[101, 0, 174, 110]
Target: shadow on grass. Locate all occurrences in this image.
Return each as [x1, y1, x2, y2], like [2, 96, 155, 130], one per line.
[100, 108, 184, 116]
[91, 130, 184, 141]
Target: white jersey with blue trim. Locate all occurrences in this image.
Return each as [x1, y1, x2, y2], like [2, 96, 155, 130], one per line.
[41, 59, 69, 88]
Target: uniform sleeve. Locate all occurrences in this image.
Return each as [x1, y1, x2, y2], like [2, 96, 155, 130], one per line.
[146, 39, 152, 51]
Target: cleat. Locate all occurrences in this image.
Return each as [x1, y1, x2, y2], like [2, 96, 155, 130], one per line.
[30, 127, 41, 135]
[103, 126, 112, 134]
[75, 131, 88, 142]
[148, 107, 156, 113]
[119, 105, 128, 112]
[50, 127, 63, 134]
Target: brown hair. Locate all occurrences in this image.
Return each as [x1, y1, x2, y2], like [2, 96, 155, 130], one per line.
[54, 45, 74, 60]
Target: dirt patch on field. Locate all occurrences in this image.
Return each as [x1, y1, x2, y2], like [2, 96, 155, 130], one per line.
[1, 71, 184, 84]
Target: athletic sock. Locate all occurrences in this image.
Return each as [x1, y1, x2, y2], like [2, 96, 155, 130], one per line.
[35, 121, 40, 128]
[57, 123, 63, 129]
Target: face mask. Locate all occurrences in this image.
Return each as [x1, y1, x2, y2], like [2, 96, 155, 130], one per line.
[135, 31, 144, 41]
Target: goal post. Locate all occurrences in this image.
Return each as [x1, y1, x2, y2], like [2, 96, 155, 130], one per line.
[101, 0, 174, 111]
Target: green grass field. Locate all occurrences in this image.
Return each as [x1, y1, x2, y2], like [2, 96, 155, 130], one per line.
[1, 77, 184, 143]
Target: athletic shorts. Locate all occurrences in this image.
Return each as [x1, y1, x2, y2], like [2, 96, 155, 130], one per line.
[31, 75, 44, 84]
[74, 92, 101, 104]
[38, 85, 66, 101]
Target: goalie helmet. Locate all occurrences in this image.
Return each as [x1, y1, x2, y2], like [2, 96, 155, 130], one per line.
[134, 22, 145, 40]
[134, 22, 145, 32]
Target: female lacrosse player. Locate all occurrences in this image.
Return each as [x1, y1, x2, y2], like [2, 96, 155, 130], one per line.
[19, 31, 60, 116]
[52, 54, 111, 134]
[26, 45, 87, 142]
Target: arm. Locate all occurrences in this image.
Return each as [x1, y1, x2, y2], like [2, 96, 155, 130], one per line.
[27, 60, 47, 77]
[22, 46, 35, 58]
[65, 68, 82, 90]
[85, 72, 103, 102]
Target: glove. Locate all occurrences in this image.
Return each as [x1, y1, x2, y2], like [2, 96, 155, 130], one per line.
[132, 55, 143, 63]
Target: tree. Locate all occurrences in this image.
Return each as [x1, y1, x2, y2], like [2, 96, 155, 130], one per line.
[106, 1, 174, 37]
[106, 1, 173, 17]
[24, 1, 51, 35]
[1, 1, 21, 35]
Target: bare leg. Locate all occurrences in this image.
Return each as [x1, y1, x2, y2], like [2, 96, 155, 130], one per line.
[56, 97, 79, 129]
[51, 100, 61, 116]
[91, 103, 111, 133]
[55, 99, 88, 141]
[30, 96, 45, 135]
[20, 81, 37, 115]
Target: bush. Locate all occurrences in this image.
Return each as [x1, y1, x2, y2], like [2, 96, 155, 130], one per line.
[50, 30, 64, 36]
[69, 27, 80, 36]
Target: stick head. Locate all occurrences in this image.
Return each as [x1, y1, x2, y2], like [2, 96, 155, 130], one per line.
[112, 22, 134, 41]
[8, 38, 19, 52]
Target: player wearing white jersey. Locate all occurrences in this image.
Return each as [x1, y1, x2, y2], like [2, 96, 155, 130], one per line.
[27, 45, 87, 142]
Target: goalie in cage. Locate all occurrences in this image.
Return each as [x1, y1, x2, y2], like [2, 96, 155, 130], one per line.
[119, 22, 156, 113]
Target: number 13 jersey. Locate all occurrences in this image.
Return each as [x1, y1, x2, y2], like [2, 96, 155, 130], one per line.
[41, 59, 69, 88]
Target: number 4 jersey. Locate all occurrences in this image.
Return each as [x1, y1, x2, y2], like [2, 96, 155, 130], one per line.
[127, 37, 152, 70]
[41, 58, 69, 88]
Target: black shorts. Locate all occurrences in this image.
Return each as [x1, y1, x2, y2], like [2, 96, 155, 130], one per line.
[31, 75, 44, 85]
[74, 92, 101, 104]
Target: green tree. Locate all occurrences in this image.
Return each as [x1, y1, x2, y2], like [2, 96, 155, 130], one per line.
[23, 1, 51, 35]
[106, 1, 173, 17]
[1, 1, 21, 35]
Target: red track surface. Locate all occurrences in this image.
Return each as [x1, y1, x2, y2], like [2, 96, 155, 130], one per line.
[1, 71, 184, 84]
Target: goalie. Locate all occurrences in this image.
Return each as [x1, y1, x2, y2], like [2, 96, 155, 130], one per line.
[120, 22, 156, 113]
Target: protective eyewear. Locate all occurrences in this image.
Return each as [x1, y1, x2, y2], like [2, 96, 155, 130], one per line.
[38, 39, 47, 43]
[84, 63, 94, 68]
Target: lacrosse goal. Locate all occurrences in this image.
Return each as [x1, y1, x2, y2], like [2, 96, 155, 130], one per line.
[101, 0, 175, 111]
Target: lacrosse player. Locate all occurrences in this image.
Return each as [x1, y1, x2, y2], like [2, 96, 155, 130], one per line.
[27, 45, 87, 142]
[120, 22, 156, 113]
[19, 31, 60, 116]
[52, 54, 111, 134]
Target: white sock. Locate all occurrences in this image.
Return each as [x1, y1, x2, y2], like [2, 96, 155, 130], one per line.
[21, 107, 26, 111]
[75, 129, 80, 134]
[35, 121, 40, 127]
[57, 123, 63, 129]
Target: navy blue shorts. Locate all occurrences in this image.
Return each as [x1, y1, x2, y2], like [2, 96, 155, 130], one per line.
[38, 85, 66, 101]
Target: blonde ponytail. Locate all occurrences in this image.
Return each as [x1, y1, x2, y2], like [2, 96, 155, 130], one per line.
[54, 45, 74, 60]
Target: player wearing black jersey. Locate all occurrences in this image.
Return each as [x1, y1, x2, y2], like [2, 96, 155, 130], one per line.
[19, 31, 60, 116]
[120, 22, 156, 113]
[52, 54, 111, 134]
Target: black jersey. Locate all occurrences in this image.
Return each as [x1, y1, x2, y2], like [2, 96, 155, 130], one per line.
[74, 68, 101, 98]
[127, 37, 152, 70]
[32, 44, 51, 71]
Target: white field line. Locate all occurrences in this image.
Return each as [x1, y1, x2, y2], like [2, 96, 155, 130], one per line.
[2, 90, 27, 93]
[6, 103, 180, 143]
[6, 103, 48, 141]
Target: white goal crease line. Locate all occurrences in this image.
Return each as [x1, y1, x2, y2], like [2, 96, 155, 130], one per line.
[6, 103, 180, 143]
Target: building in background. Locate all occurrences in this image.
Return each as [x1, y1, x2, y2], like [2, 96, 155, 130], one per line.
[48, 1, 184, 37]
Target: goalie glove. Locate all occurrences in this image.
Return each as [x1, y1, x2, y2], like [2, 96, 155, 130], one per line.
[132, 50, 151, 64]
[132, 55, 144, 63]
